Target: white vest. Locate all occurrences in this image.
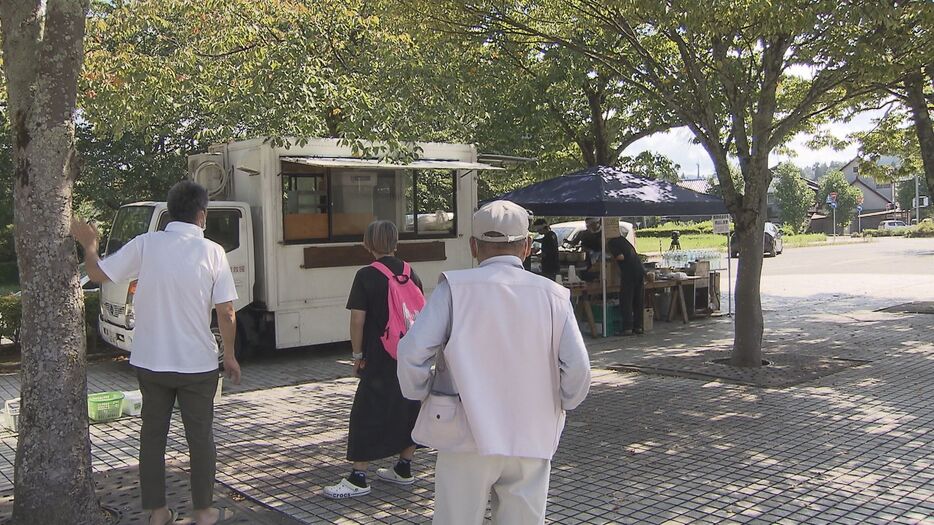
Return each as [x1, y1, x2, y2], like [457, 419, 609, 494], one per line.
[441, 259, 573, 459]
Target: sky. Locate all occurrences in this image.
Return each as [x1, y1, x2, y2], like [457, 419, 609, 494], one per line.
[627, 110, 885, 179]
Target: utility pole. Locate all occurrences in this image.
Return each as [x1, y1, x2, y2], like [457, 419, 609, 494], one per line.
[916, 174, 921, 223]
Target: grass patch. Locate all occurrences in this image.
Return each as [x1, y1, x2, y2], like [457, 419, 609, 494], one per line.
[636, 232, 829, 253]
[783, 233, 827, 247]
[637, 234, 727, 253]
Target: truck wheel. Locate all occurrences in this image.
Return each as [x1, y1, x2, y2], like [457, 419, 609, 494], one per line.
[234, 320, 255, 361]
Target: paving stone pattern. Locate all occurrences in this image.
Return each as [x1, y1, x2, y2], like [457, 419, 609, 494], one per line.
[608, 351, 870, 388]
[0, 464, 304, 525]
[1, 247, 933, 523]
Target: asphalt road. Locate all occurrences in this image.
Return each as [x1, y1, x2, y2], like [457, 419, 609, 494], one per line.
[743, 237, 934, 314]
[761, 236, 934, 276]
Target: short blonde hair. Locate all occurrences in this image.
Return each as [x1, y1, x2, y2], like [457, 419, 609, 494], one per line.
[364, 220, 398, 255]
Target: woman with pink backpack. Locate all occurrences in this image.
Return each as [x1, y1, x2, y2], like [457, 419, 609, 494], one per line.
[324, 220, 426, 499]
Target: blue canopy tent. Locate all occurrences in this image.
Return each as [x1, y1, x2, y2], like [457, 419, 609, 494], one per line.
[490, 166, 728, 336]
[493, 165, 728, 217]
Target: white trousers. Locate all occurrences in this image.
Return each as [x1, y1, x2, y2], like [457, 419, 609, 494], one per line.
[432, 451, 551, 525]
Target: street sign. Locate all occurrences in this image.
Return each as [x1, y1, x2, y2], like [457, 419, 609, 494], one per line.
[856, 204, 863, 214]
[830, 201, 837, 209]
[830, 192, 838, 200]
[713, 217, 730, 234]
[826, 195, 833, 204]
[913, 196, 930, 208]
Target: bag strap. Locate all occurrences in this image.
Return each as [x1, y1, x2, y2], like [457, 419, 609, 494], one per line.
[369, 261, 395, 279]
[371, 260, 412, 284]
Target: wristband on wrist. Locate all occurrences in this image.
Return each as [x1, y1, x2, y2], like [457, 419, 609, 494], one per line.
[352, 352, 363, 360]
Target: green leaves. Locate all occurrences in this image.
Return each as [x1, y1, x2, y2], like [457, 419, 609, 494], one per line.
[81, 0, 479, 147]
[773, 162, 814, 234]
[817, 170, 862, 228]
[851, 109, 924, 184]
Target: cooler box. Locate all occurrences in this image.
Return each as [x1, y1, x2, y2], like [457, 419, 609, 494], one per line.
[122, 390, 143, 417]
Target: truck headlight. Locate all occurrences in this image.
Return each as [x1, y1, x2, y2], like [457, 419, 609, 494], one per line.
[125, 307, 135, 330]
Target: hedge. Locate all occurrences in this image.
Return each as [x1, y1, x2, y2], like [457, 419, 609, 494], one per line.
[0, 262, 17, 286]
[0, 291, 100, 346]
[0, 225, 14, 263]
[859, 222, 934, 238]
[906, 222, 934, 238]
[638, 220, 716, 238]
[0, 295, 23, 344]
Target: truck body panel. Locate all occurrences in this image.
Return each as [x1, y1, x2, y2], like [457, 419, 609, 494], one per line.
[100, 138, 492, 352]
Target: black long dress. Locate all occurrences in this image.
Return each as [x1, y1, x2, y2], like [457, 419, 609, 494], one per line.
[345, 256, 423, 462]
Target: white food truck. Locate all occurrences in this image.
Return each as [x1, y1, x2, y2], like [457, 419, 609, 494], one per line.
[97, 138, 501, 359]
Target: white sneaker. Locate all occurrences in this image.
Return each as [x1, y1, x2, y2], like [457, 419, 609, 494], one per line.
[376, 467, 415, 485]
[323, 478, 371, 499]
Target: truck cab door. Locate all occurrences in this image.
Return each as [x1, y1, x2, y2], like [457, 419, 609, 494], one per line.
[157, 208, 253, 310]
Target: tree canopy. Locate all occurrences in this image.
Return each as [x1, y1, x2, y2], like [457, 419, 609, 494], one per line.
[773, 162, 815, 234]
[430, 0, 899, 365]
[818, 171, 862, 229]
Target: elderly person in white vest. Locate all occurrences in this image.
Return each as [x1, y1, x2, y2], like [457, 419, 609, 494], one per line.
[397, 200, 592, 524]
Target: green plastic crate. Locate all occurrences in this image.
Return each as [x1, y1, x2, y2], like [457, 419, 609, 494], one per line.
[88, 392, 124, 422]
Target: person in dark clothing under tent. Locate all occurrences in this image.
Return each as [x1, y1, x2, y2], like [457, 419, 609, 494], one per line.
[606, 220, 646, 335]
[532, 218, 560, 282]
[565, 217, 603, 281]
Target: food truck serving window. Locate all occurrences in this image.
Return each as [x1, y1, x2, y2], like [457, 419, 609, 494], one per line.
[281, 161, 456, 243]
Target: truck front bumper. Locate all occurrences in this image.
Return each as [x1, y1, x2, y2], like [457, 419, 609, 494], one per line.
[99, 316, 133, 352]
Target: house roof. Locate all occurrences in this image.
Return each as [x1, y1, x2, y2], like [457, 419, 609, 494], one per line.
[842, 155, 903, 174]
[851, 178, 894, 204]
[677, 179, 710, 194]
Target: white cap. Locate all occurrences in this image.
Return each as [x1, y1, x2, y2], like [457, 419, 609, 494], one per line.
[472, 200, 531, 243]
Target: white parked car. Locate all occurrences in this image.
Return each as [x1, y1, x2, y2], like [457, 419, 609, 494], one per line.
[878, 220, 907, 230]
[528, 219, 636, 273]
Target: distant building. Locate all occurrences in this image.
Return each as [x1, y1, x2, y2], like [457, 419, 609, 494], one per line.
[808, 156, 907, 233]
[838, 156, 898, 213]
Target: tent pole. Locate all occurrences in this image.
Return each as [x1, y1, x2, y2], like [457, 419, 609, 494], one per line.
[602, 217, 607, 338]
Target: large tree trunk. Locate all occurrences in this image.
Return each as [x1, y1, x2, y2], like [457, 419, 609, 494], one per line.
[903, 71, 934, 199]
[708, 146, 768, 367]
[731, 196, 766, 367]
[0, 1, 104, 524]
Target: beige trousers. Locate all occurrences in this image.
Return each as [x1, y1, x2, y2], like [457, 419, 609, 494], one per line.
[432, 451, 551, 525]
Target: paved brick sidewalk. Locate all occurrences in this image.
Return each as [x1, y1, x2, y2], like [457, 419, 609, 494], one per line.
[1, 305, 930, 524]
[1, 240, 933, 523]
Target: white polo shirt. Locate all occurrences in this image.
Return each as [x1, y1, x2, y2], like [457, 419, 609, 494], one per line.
[98, 221, 238, 373]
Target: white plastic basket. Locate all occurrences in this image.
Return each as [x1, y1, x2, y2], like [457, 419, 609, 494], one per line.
[4, 398, 20, 432]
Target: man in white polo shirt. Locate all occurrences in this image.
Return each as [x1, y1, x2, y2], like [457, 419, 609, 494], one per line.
[397, 200, 592, 524]
[72, 181, 241, 525]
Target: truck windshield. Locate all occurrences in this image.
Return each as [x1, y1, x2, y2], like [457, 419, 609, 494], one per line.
[105, 206, 154, 256]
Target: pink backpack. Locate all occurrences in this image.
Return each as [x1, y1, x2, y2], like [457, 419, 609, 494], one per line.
[370, 261, 426, 360]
